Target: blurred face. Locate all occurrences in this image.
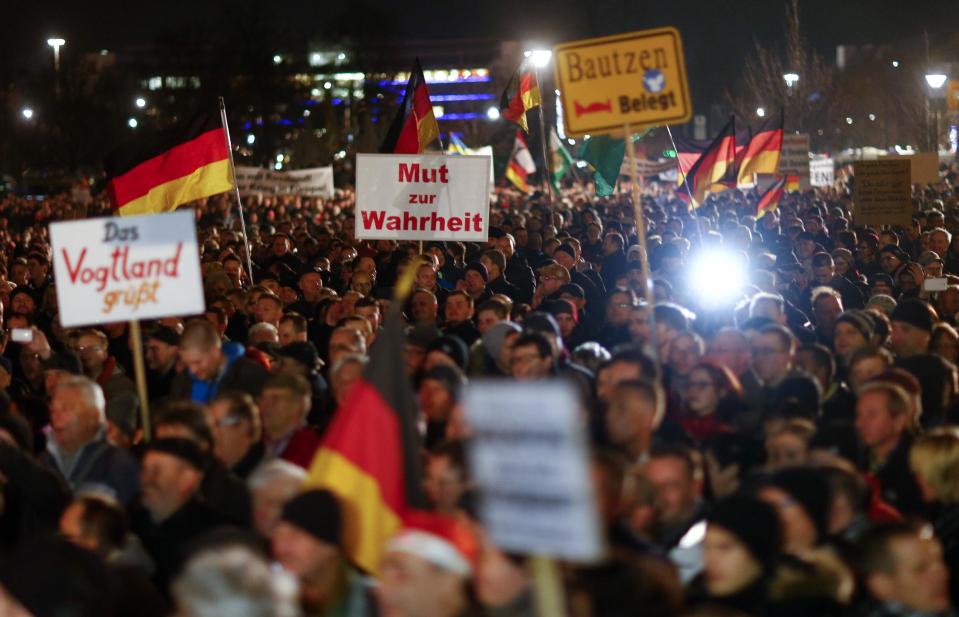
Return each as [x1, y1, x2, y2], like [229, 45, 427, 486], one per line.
[273, 521, 340, 581]
[252, 478, 302, 538]
[379, 551, 465, 617]
[766, 432, 809, 470]
[855, 389, 905, 452]
[299, 273, 323, 301]
[869, 534, 951, 613]
[419, 379, 453, 422]
[11, 293, 35, 315]
[707, 331, 750, 376]
[464, 270, 486, 295]
[758, 486, 818, 553]
[416, 266, 437, 290]
[477, 309, 502, 335]
[628, 307, 650, 344]
[207, 399, 254, 468]
[879, 253, 902, 274]
[445, 295, 473, 323]
[351, 272, 374, 296]
[474, 532, 528, 608]
[596, 361, 643, 403]
[277, 321, 303, 346]
[931, 231, 950, 257]
[605, 389, 655, 448]
[607, 293, 633, 326]
[412, 292, 438, 324]
[668, 334, 701, 377]
[145, 339, 178, 372]
[49, 387, 101, 453]
[555, 313, 576, 339]
[890, 320, 931, 357]
[750, 332, 792, 384]
[703, 525, 763, 596]
[329, 329, 361, 367]
[538, 272, 565, 297]
[77, 334, 108, 375]
[141, 451, 197, 521]
[510, 343, 552, 380]
[833, 321, 868, 358]
[849, 356, 887, 392]
[813, 295, 843, 332]
[424, 455, 466, 514]
[685, 368, 721, 416]
[259, 387, 306, 439]
[180, 345, 223, 381]
[645, 455, 698, 526]
[59, 502, 98, 553]
[331, 360, 364, 406]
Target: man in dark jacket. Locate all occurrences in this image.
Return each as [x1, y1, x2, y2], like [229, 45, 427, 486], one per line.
[170, 319, 269, 404]
[42, 376, 139, 506]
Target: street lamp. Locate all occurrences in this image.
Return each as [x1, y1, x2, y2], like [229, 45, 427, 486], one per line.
[135, 97, 146, 109]
[925, 73, 948, 152]
[486, 106, 500, 121]
[925, 73, 948, 89]
[783, 73, 799, 88]
[21, 108, 34, 120]
[127, 117, 138, 129]
[756, 107, 766, 118]
[524, 49, 552, 68]
[47, 37, 65, 98]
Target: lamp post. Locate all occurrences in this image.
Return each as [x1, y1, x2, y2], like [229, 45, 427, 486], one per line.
[47, 37, 65, 98]
[925, 73, 947, 152]
[524, 48, 554, 204]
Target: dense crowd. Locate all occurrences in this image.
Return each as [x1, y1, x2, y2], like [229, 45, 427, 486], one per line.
[0, 162, 958, 617]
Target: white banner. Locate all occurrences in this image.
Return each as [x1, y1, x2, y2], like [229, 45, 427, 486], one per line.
[234, 166, 334, 198]
[780, 134, 811, 176]
[810, 158, 835, 187]
[50, 210, 205, 327]
[465, 380, 603, 562]
[355, 153, 491, 241]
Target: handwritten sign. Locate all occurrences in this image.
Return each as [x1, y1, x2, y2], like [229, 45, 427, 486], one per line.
[810, 158, 835, 187]
[465, 380, 603, 561]
[50, 210, 205, 327]
[779, 134, 810, 191]
[853, 159, 912, 227]
[355, 154, 491, 241]
[234, 166, 335, 198]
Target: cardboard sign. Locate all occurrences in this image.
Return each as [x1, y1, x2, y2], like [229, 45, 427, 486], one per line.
[50, 210, 205, 327]
[465, 380, 603, 562]
[810, 158, 835, 187]
[554, 28, 692, 137]
[355, 153, 491, 241]
[235, 166, 334, 198]
[853, 159, 913, 227]
[897, 153, 940, 185]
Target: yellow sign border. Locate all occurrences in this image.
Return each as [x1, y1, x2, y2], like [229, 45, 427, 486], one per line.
[553, 27, 693, 137]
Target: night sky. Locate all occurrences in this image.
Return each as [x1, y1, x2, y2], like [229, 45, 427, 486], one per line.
[5, 0, 959, 106]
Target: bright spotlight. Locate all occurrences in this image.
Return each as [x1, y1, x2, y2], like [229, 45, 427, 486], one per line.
[486, 106, 500, 120]
[47, 38, 65, 48]
[21, 107, 34, 120]
[925, 73, 948, 89]
[135, 97, 146, 108]
[756, 107, 766, 118]
[246, 134, 255, 145]
[127, 117, 138, 128]
[783, 72, 799, 87]
[688, 250, 747, 306]
[524, 49, 552, 68]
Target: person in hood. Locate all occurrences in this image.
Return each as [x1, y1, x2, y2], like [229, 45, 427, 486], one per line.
[170, 319, 269, 404]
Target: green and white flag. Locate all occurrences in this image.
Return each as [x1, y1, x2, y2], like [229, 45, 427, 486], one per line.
[549, 129, 575, 191]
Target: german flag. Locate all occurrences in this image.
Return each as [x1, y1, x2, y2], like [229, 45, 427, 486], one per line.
[305, 281, 425, 575]
[737, 110, 784, 187]
[505, 130, 536, 193]
[677, 116, 737, 207]
[380, 59, 440, 154]
[756, 175, 787, 219]
[499, 60, 541, 133]
[104, 113, 233, 216]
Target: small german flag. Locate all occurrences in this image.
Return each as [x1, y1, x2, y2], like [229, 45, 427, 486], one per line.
[757, 175, 787, 219]
[380, 59, 440, 154]
[737, 110, 784, 187]
[677, 116, 737, 207]
[305, 301, 425, 574]
[499, 60, 541, 133]
[505, 130, 536, 193]
[104, 113, 234, 216]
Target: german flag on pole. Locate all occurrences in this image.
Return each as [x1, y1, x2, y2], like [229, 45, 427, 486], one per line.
[499, 60, 542, 133]
[104, 113, 233, 216]
[505, 130, 536, 193]
[380, 59, 440, 154]
[305, 277, 425, 575]
[737, 110, 784, 187]
[756, 175, 787, 219]
[677, 116, 736, 207]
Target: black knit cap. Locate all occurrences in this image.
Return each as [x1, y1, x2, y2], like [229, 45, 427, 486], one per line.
[143, 437, 207, 470]
[146, 325, 180, 347]
[890, 298, 938, 333]
[277, 341, 320, 371]
[426, 335, 469, 370]
[422, 365, 467, 403]
[706, 494, 782, 572]
[280, 489, 343, 547]
[465, 261, 488, 283]
[763, 467, 832, 544]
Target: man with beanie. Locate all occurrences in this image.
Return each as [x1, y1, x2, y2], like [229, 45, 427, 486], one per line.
[833, 309, 876, 359]
[418, 365, 466, 449]
[145, 326, 180, 401]
[131, 437, 227, 590]
[890, 299, 937, 358]
[273, 490, 375, 617]
[460, 262, 492, 306]
[379, 511, 477, 617]
[543, 298, 589, 349]
[691, 494, 782, 615]
[480, 249, 522, 303]
[426, 335, 470, 372]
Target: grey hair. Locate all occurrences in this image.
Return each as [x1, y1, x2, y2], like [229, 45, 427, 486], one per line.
[54, 375, 106, 423]
[248, 322, 279, 344]
[172, 545, 300, 617]
[247, 459, 307, 491]
[330, 353, 369, 381]
[749, 292, 785, 318]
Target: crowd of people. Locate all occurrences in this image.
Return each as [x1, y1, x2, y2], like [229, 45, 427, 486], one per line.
[0, 161, 958, 617]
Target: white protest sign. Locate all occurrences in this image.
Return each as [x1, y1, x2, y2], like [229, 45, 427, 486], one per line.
[780, 133, 811, 189]
[465, 380, 603, 562]
[810, 158, 835, 187]
[235, 166, 335, 198]
[50, 210, 205, 327]
[284, 166, 335, 198]
[355, 153, 491, 241]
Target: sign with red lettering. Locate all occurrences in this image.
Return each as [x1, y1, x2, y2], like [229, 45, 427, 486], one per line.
[355, 153, 491, 241]
[50, 210, 205, 327]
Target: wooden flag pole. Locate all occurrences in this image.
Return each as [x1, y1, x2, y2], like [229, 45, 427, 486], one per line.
[533, 66, 555, 211]
[128, 319, 152, 442]
[531, 555, 565, 617]
[623, 122, 661, 370]
[218, 96, 256, 286]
